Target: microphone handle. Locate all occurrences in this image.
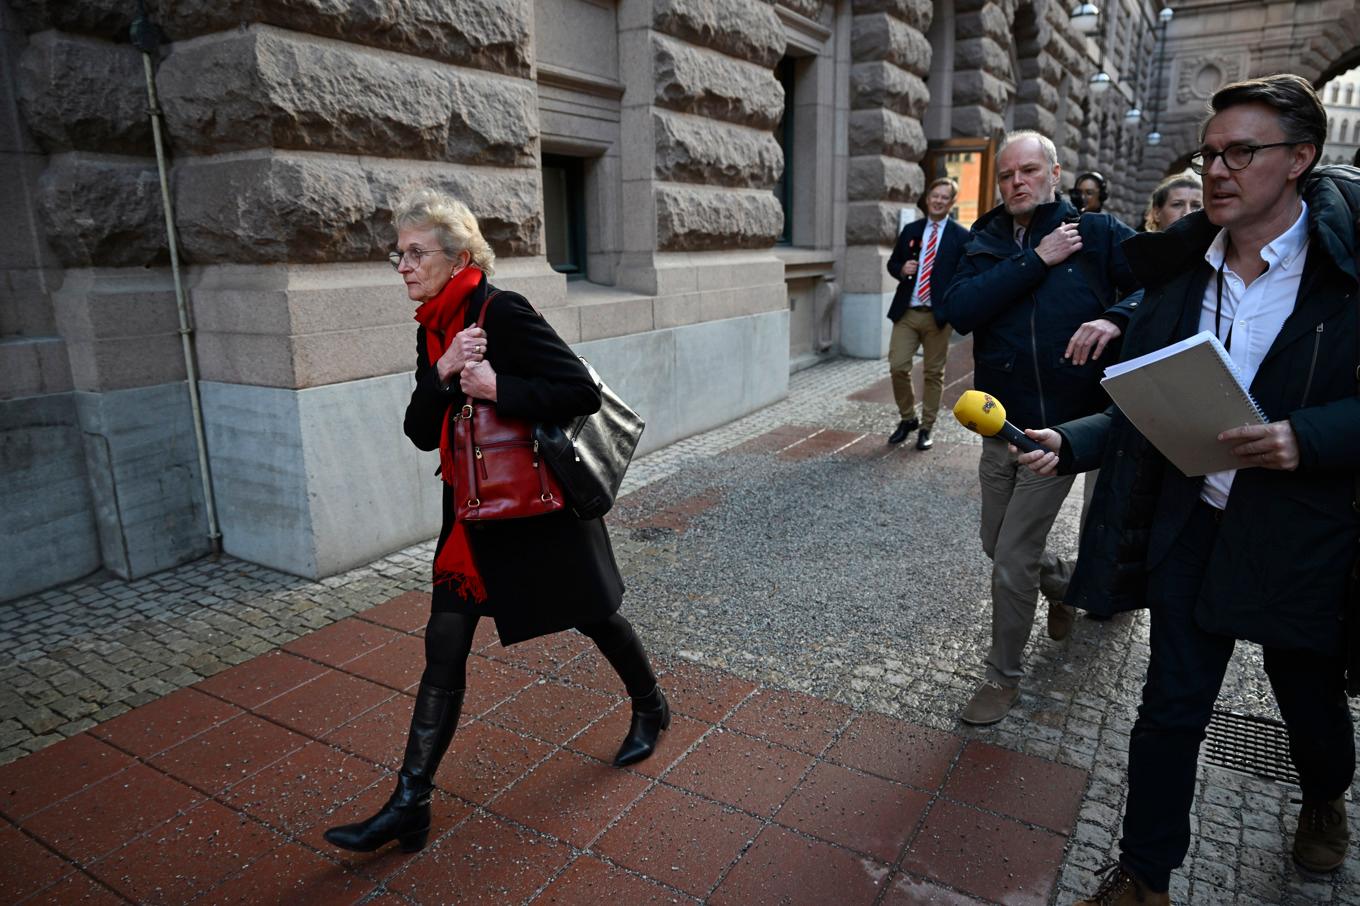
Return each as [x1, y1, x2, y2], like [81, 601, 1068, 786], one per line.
[997, 420, 1044, 454]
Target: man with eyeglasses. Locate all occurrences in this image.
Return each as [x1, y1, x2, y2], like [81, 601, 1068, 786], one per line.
[1014, 74, 1359, 905]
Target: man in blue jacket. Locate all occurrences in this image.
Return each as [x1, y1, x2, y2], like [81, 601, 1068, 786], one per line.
[884, 177, 970, 450]
[1020, 75, 1357, 905]
[935, 130, 1139, 726]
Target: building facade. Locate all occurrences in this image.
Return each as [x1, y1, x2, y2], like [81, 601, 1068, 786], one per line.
[1322, 64, 1360, 166]
[3, 0, 1358, 599]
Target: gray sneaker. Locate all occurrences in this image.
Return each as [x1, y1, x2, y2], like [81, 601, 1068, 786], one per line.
[960, 680, 1019, 726]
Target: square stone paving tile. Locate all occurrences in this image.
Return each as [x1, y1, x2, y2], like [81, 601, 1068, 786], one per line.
[723, 686, 853, 755]
[23, 762, 204, 863]
[708, 823, 889, 906]
[1, 588, 1092, 905]
[901, 799, 1068, 906]
[594, 785, 763, 899]
[385, 811, 573, 905]
[0, 822, 74, 903]
[656, 658, 758, 724]
[482, 678, 613, 746]
[254, 670, 397, 739]
[775, 761, 932, 863]
[827, 711, 963, 790]
[941, 740, 1088, 834]
[323, 695, 413, 771]
[662, 728, 815, 817]
[536, 854, 698, 905]
[20, 869, 124, 905]
[462, 654, 540, 718]
[568, 701, 712, 779]
[220, 741, 389, 836]
[149, 713, 310, 795]
[0, 733, 133, 822]
[194, 650, 328, 710]
[434, 719, 553, 804]
[197, 843, 377, 905]
[85, 798, 282, 905]
[282, 619, 404, 668]
[340, 633, 427, 692]
[354, 591, 429, 633]
[90, 686, 242, 759]
[489, 749, 652, 848]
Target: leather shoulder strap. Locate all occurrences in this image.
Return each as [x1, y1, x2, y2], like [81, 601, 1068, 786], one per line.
[474, 290, 500, 329]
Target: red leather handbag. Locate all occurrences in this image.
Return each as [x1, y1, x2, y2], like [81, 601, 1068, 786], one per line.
[453, 293, 566, 522]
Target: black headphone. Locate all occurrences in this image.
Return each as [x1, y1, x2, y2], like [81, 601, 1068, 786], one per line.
[1075, 171, 1109, 202]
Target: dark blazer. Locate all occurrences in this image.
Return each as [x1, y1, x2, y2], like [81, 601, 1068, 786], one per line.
[886, 215, 969, 322]
[404, 274, 624, 645]
[1055, 167, 1360, 656]
[935, 198, 1140, 430]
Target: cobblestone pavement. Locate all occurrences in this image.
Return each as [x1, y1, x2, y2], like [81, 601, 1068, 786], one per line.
[3, 348, 1358, 905]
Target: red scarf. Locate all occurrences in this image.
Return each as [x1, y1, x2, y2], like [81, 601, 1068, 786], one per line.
[413, 266, 487, 603]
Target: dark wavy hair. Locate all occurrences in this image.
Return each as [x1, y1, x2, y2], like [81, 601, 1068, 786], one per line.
[1205, 74, 1326, 193]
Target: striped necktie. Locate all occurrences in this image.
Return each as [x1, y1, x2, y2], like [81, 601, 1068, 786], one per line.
[917, 222, 939, 306]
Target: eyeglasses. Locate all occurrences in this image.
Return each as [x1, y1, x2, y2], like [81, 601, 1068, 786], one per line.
[1188, 142, 1299, 174]
[388, 247, 447, 270]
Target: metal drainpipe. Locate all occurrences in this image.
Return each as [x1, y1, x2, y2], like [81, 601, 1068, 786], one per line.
[131, 6, 223, 555]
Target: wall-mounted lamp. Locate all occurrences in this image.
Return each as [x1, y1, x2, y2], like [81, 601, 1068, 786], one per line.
[1070, 3, 1100, 34]
[1090, 72, 1112, 95]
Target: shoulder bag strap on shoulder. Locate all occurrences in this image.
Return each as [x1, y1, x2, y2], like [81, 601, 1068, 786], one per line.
[463, 290, 500, 411]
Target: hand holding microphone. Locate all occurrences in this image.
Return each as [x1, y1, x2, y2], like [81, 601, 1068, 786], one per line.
[952, 390, 1045, 454]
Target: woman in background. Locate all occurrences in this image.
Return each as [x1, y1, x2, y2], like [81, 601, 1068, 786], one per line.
[1143, 173, 1203, 232]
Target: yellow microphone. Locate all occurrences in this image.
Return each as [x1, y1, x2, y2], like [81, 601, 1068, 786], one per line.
[953, 390, 1044, 453]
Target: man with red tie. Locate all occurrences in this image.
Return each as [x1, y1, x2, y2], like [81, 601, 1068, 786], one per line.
[885, 177, 970, 450]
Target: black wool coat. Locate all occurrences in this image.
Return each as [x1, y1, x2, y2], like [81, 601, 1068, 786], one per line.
[1056, 167, 1360, 655]
[403, 275, 624, 645]
[935, 198, 1141, 430]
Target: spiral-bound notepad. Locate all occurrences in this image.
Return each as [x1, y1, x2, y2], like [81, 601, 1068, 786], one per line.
[1100, 330, 1268, 477]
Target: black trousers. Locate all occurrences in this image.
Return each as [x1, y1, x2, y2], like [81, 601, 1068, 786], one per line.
[1120, 502, 1355, 891]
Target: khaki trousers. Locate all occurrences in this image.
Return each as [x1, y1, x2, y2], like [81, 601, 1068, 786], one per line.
[887, 309, 952, 429]
[977, 437, 1096, 687]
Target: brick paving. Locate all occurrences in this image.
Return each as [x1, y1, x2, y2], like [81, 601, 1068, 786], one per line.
[2, 594, 1085, 905]
[2, 344, 1358, 905]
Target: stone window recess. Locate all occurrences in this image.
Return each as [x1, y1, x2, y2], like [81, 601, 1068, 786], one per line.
[543, 153, 587, 278]
[774, 55, 798, 245]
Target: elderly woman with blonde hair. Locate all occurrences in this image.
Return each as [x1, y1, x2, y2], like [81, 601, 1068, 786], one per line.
[324, 189, 668, 854]
[1142, 173, 1203, 232]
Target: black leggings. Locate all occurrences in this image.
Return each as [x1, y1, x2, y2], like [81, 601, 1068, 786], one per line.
[421, 611, 656, 697]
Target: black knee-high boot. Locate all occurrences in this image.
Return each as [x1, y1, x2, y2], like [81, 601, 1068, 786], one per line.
[588, 618, 670, 767]
[324, 683, 464, 853]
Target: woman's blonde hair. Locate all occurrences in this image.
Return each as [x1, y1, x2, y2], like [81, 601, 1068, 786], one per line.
[392, 188, 496, 275]
[1143, 173, 1203, 232]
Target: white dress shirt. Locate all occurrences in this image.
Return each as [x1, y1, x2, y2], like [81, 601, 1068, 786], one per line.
[1199, 201, 1310, 509]
[910, 219, 944, 309]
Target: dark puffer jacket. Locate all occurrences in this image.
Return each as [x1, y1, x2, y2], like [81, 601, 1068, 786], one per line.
[1058, 167, 1360, 657]
[936, 197, 1141, 430]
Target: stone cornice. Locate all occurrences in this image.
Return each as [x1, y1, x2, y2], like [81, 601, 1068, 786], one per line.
[535, 63, 625, 100]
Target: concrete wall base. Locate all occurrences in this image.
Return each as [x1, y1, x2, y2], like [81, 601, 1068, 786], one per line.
[201, 374, 441, 580]
[576, 308, 789, 456]
[196, 308, 789, 580]
[839, 292, 892, 359]
[0, 392, 101, 600]
[74, 383, 213, 580]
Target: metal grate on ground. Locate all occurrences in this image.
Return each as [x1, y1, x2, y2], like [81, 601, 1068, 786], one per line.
[1202, 709, 1300, 786]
